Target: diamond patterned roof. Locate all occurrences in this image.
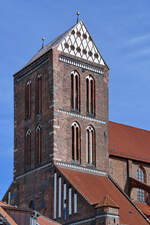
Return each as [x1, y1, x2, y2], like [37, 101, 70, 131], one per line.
[58, 21, 105, 65]
[19, 21, 106, 72]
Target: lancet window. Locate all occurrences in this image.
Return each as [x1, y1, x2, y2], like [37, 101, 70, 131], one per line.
[71, 71, 80, 111]
[25, 81, 31, 119]
[72, 122, 81, 162]
[86, 126, 96, 165]
[35, 74, 42, 114]
[86, 75, 95, 115]
[25, 129, 31, 169]
[35, 125, 42, 166]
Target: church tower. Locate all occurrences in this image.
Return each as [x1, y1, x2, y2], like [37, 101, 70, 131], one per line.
[4, 19, 111, 224]
[3, 17, 150, 225]
[13, 20, 109, 176]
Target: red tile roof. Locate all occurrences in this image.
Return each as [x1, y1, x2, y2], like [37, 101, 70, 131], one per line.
[0, 207, 18, 225]
[136, 202, 150, 216]
[0, 200, 13, 207]
[109, 121, 150, 163]
[58, 166, 149, 225]
[38, 215, 61, 225]
[95, 195, 119, 208]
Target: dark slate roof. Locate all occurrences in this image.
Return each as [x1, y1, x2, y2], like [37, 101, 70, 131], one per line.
[23, 24, 75, 69]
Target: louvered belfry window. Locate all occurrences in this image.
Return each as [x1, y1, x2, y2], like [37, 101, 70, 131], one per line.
[25, 81, 31, 119]
[35, 125, 42, 166]
[86, 76, 95, 115]
[72, 122, 81, 162]
[86, 126, 96, 165]
[25, 129, 31, 169]
[71, 71, 80, 111]
[35, 75, 42, 114]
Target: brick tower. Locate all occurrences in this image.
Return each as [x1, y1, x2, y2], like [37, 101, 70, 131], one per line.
[3, 19, 150, 225]
[4, 20, 112, 224]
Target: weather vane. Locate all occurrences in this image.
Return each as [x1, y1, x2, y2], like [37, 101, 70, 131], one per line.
[41, 37, 45, 48]
[76, 11, 80, 24]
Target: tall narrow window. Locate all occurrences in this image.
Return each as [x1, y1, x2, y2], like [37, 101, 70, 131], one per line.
[25, 129, 31, 170]
[35, 75, 42, 114]
[74, 192, 77, 214]
[86, 126, 96, 165]
[69, 188, 72, 215]
[71, 71, 80, 111]
[35, 125, 42, 166]
[86, 76, 95, 115]
[58, 177, 62, 218]
[72, 122, 81, 162]
[53, 173, 57, 219]
[136, 167, 146, 202]
[25, 81, 31, 119]
[63, 183, 67, 220]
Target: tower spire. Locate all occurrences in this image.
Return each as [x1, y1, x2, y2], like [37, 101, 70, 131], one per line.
[76, 11, 80, 24]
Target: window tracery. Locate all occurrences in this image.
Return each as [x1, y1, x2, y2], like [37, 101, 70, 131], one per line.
[86, 126, 95, 165]
[86, 76, 95, 115]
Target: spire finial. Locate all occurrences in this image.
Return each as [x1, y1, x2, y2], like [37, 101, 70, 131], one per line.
[76, 11, 80, 24]
[41, 37, 45, 48]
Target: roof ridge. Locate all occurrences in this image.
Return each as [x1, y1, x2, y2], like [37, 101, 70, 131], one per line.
[109, 120, 150, 132]
[18, 23, 76, 71]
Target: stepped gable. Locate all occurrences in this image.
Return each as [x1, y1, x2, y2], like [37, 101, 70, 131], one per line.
[57, 165, 149, 225]
[109, 121, 150, 163]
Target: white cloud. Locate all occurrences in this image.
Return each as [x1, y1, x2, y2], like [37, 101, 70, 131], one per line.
[125, 33, 150, 46]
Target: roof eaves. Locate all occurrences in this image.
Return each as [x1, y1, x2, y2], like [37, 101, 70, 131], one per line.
[0, 206, 18, 225]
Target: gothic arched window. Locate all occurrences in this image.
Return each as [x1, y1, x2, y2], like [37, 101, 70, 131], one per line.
[35, 75, 42, 114]
[72, 122, 81, 162]
[136, 167, 145, 202]
[86, 76, 95, 115]
[35, 125, 42, 166]
[86, 126, 96, 165]
[25, 129, 31, 169]
[71, 71, 80, 111]
[25, 81, 31, 119]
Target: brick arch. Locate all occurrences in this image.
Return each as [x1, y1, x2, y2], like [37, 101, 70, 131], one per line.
[71, 121, 81, 163]
[86, 75, 95, 116]
[71, 70, 80, 112]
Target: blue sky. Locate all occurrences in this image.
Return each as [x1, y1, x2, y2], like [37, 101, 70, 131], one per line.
[0, 0, 150, 199]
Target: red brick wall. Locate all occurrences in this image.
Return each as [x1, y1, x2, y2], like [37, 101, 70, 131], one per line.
[14, 52, 53, 178]
[52, 49, 109, 172]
